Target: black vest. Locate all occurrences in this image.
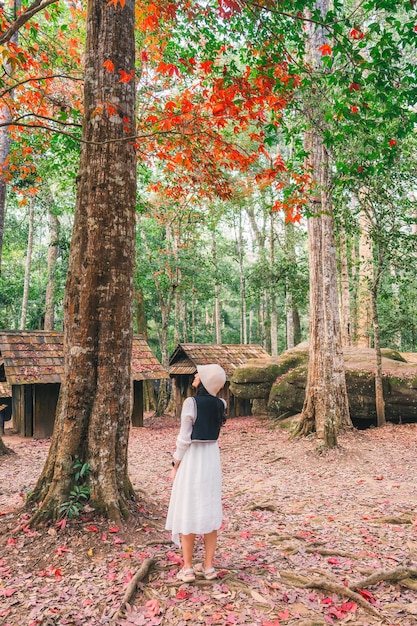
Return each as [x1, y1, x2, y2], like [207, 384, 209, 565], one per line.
[191, 395, 224, 441]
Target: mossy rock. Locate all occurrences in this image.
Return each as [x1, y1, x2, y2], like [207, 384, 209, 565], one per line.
[229, 380, 272, 399]
[381, 349, 407, 363]
[267, 346, 417, 424]
[268, 365, 307, 419]
[231, 358, 281, 384]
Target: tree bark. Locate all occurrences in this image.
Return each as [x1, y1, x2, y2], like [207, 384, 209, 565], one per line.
[44, 209, 59, 330]
[29, 0, 136, 523]
[20, 195, 35, 330]
[295, 0, 351, 446]
[0, 106, 10, 275]
[0, 0, 20, 275]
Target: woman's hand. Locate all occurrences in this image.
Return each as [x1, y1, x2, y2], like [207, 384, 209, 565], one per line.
[170, 460, 180, 482]
[170, 466, 178, 483]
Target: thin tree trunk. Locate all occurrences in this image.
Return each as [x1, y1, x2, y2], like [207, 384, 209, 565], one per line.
[212, 231, 222, 344]
[356, 208, 372, 347]
[270, 211, 278, 355]
[29, 0, 136, 523]
[370, 278, 386, 427]
[285, 222, 295, 349]
[134, 284, 156, 413]
[339, 228, 352, 347]
[286, 290, 294, 349]
[236, 212, 247, 344]
[20, 196, 35, 330]
[44, 210, 59, 330]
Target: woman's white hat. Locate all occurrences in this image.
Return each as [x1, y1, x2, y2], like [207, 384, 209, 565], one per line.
[197, 364, 226, 396]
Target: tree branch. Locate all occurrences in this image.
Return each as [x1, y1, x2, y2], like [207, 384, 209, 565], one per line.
[0, 0, 60, 46]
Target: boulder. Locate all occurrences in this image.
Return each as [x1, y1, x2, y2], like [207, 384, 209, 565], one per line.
[232, 343, 417, 425]
[230, 346, 308, 400]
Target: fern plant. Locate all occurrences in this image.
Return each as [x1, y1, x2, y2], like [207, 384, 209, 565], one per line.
[58, 458, 91, 519]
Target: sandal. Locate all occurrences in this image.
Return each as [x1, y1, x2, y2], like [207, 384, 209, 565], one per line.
[176, 567, 195, 583]
[194, 563, 217, 580]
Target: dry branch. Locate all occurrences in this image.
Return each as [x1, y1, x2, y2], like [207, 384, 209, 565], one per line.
[110, 558, 156, 623]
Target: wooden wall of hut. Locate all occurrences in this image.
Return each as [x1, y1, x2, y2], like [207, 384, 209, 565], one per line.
[131, 380, 144, 427]
[12, 385, 34, 437]
[33, 383, 60, 439]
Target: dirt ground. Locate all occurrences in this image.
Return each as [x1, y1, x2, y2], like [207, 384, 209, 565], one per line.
[1, 414, 417, 626]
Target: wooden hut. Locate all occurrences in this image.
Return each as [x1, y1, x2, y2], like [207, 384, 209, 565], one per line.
[0, 331, 168, 438]
[169, 343, 270, 419]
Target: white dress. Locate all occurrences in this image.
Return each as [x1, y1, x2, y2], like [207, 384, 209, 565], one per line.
[165, 396, 226, 546]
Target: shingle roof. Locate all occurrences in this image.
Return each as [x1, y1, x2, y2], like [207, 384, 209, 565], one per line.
[132, 336, 169, 380]
[0, 331, 167, 385]
[169, 343, 270, 378]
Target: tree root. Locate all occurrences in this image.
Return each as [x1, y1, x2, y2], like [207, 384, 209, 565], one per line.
[245, 501, 277, 512]
[350, 566, 417, 590]
[278, 571, 384, 620]
[278, 565, 417, 621]
[110, 558, 156, 623]
[305, 547, 359, 559]
[369, 515, 414, 525]
[0, 441, 15, 455]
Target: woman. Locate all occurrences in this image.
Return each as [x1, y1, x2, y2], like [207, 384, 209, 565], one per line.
[165, 363, 227, 583]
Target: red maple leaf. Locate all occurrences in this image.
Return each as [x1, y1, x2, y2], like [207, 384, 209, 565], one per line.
[318, 43, 332, 56]
[103, 59, 115, 72]
[218, 0, 242, 19]
[119, 69, 134, 83]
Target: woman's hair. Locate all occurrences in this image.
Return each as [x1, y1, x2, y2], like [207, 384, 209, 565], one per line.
[196, 383, 226, 426]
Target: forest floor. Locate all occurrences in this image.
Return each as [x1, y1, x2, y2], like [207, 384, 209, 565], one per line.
[1, 414, 417, 626]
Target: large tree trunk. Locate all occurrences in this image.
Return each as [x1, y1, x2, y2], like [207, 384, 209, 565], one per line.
[0, 104, 11, 274]
[29, 0, 136, 523]
[20, 195, 35, 330]
[44, 209, 59, 330]
[295, 0, 351, 446]
[0, 0, 20, 275]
